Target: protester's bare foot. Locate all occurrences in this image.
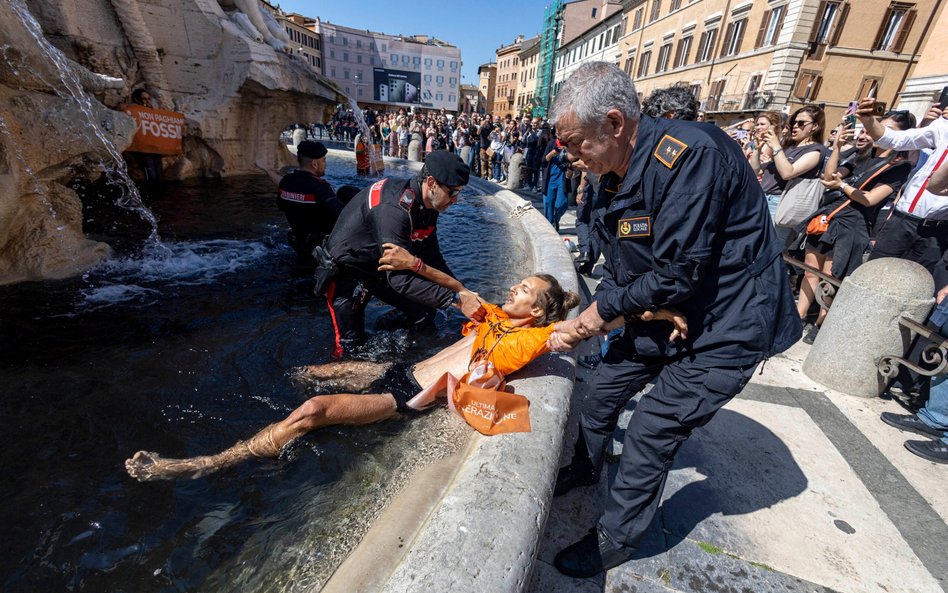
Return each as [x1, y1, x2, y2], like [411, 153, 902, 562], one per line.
[125, 450, 210, 481]
[291, 361, 391, 393]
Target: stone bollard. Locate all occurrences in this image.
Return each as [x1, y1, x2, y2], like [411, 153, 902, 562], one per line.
[407, 138, 422, 162]
[802, 257, 934, 398]
[506, 152, 525, 190]
[292, 127, 305, 146]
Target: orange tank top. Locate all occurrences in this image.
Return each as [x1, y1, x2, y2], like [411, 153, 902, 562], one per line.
[461, 303, 555, 375]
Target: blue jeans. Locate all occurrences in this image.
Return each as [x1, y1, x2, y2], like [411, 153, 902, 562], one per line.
[492, 152, 504, 180]
[918, 315, 948, 444]
[544, 178, 568, 228]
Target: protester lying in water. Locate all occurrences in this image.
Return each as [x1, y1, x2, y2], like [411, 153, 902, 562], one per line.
[125, 246, 687, 481]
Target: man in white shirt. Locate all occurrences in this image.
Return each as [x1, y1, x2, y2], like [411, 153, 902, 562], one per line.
[858, 98, 948, 285]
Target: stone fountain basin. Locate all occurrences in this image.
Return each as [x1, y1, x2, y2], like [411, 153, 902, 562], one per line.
[318, 153, 578, 593]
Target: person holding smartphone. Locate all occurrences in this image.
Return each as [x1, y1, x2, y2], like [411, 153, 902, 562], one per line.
[858, 94, 948, 285]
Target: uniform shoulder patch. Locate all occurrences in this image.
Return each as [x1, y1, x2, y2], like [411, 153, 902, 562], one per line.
[654, 134, 688, 168]
[618, 216, 651, 239]
[398, 189, 416, 211]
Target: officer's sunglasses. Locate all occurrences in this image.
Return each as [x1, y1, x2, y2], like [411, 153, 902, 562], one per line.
[438, 182, 462, 198]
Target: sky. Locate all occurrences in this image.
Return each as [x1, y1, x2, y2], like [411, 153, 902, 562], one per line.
[275, 0, 551, 86]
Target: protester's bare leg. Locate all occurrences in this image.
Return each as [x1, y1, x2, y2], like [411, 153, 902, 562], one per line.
[126, 393, 398, 481]
[796, 250, 824, 320]
[291, 361, 392, 392]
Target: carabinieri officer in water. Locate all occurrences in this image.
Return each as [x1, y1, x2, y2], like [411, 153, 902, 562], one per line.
[276, 140, 345, 260]
[318, 150, 483, 359]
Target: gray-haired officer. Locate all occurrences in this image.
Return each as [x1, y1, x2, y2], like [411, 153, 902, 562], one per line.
[546, 62, 801, 578]
[277, 141, 344, 259]
[320, 150, 482, 359]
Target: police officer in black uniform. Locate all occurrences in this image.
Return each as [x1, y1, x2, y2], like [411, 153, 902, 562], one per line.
[323, 150, 483, 359]
[545, 62, 802, 578]
[277, 141, 344, 259]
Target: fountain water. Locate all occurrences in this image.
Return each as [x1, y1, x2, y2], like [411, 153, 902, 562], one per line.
[9, 0, 160, 240]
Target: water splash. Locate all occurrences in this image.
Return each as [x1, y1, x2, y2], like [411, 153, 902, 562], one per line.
[8, 0, 162, 244]
[77, 239, 271, 309]
[348, 98, 383, 177]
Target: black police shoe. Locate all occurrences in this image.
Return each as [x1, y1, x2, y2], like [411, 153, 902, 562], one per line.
[578, 353, 602, 370]
[553, 462, 598, 497]
[554, 526, 637, 578]
[905, 439, 948, 463]
[881, 412, 945, 439]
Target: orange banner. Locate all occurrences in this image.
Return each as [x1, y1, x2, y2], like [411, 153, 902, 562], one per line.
[124, 105, 184, 155]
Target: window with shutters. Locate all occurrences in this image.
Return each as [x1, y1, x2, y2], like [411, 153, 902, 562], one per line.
[650, 0, 662, 23]
[689, 83, 701, 101]
[756, 5, 787, 48]
[696, 28, 718, 62]
[637, 50, 652, 78]
[656, 42, 673, 73]
[720, 18, 747, 57]
[706, 79, 726, 111]
[670, 0, 682, 10]
[633, 8, 644, 30]
[624, 53, 636, 76]
[856, 77, 880, 100]
[795, 71, 823, 101]
[873, 3, 917, 52]
[674, 35, 693, 68]
[808, 1, 850, 58]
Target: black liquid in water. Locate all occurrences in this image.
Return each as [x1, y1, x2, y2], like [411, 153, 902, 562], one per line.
[0, 156, 527, 593]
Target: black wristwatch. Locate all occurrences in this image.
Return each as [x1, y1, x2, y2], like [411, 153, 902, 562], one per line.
[451, 291, 462, 307]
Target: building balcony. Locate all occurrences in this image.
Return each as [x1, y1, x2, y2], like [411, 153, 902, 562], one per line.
[704, 90, 775, 113]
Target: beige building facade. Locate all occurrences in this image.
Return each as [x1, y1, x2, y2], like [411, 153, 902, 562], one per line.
[553, 1, 626, 98]
[495, 36, 524, 118]
[459, 84, 480, 114]
[478, 62, 497, 115]
[281, 13, 322, 71]
[613, 0, 943, 126]
[878, 0, 947, 120]
[515, 36, 541, 115]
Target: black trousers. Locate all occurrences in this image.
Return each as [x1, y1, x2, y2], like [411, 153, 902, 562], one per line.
[576, 337, 756, 547]
[575, 190, 601, 263]
[869, 211, 948, 288]
[326, 270, 437, 358]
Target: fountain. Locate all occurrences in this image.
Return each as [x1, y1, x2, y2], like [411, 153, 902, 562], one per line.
[0, 0, 345, 285]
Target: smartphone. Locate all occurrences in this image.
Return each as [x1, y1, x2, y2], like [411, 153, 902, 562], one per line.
[734, 130, 747, 140]
[939, 85, 948, 110]
[872, 102, 887, 117]
[845, 101, 858, 127]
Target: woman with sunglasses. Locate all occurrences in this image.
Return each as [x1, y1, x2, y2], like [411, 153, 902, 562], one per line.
[795, 112, 915, 342]
[751, 105, 828, 236]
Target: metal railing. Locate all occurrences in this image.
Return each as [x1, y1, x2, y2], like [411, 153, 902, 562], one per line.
[878, 317, 948, 379]
[703, 90, 775, 113]
[783, 254, 841, 311]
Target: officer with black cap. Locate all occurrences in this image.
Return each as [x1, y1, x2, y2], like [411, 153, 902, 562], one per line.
[545, 62, 802, 578]
[320, 150, 483, 359]
[277, 140, 345, 259]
